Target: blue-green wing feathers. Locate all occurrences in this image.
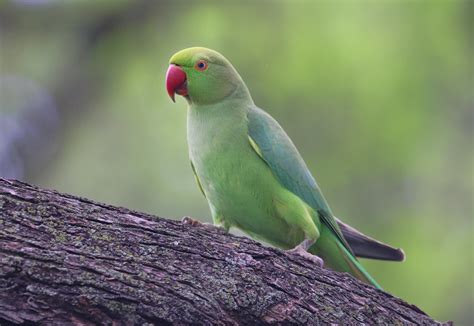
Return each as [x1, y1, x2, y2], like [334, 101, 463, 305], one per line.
[247, 106, 353, 255]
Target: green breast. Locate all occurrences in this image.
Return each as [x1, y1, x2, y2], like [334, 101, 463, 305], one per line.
[187, 102, 295, 245]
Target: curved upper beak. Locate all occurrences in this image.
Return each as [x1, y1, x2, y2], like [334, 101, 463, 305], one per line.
[166, 65, 188, 102]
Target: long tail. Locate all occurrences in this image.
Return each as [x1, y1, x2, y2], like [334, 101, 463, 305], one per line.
[336, 217, 405, 262]
[310, 227, 382, 290]
[334, 240, 382, 289]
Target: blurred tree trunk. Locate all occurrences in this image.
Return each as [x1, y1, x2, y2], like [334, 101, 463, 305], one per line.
[0, 0, 162, 180]
[0, 178, 445, 325]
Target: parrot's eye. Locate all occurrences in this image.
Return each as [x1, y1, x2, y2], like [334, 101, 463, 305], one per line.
[195, 60, 208, 72]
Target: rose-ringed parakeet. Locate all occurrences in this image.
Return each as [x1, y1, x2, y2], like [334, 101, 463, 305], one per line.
[166, 47, 404, 289]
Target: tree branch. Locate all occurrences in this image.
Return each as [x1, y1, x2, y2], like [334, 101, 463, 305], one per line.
[0, 178, 446, 325]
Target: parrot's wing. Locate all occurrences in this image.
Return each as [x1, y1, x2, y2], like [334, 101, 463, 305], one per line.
[336, 218, 405, 261]
[247, 106, 353, 255]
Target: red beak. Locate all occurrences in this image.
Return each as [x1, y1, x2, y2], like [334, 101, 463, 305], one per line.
[166, 65, 188, 102]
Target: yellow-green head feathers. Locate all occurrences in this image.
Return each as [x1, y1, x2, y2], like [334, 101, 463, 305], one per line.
[167, 47, 249, 105]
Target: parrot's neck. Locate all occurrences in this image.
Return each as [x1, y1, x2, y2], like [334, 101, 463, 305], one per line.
[186, 82, 254, 168]
[187, 90, 251, 129]
[188, 79, 254, 110]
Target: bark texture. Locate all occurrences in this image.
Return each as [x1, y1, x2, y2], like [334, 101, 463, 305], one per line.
[0, 178, 445, 325]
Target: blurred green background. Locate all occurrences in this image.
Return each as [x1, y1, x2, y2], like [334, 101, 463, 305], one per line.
[0, 0, 472, 323]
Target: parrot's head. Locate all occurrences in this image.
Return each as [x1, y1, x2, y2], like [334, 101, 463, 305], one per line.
[166, 47, 246, 105]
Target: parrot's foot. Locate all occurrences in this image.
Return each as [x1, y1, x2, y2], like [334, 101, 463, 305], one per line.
[181, 216, 218, 229]
[286, 245, 324, 267]
[181, 216, 204, 226]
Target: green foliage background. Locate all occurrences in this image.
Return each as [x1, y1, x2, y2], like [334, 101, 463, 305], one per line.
[1, 0, 472, 323]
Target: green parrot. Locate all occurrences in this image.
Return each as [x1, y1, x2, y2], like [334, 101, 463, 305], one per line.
[166, 47, 404, 289]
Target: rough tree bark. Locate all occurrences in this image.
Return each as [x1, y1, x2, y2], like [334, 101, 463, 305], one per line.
[0, 178, 446, 325]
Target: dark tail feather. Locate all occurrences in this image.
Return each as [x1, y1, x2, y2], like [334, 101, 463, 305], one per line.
[336, 218, 405, 262]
